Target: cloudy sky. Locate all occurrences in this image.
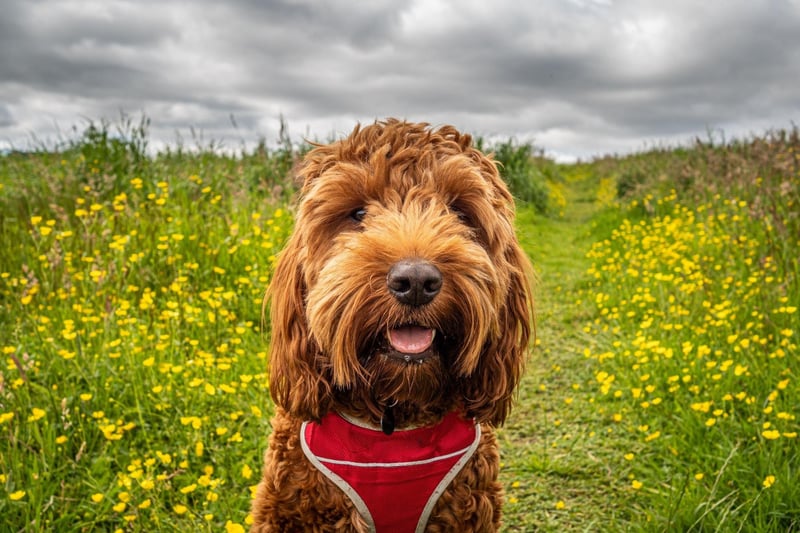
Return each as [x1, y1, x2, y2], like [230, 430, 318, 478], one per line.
[1, 0, 799, 161]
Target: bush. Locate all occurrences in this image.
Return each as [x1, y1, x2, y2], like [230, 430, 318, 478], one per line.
[479, 138, 551, 213]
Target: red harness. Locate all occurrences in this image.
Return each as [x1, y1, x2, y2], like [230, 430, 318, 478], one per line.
[301, 411, 480, 533]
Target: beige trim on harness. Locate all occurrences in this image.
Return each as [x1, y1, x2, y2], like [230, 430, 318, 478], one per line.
[300, 418, 481, 533]
[415, 423, 481, 533]
[300, 420, 377, 533]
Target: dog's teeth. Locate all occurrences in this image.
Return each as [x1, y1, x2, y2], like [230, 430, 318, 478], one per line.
[404, 355, 411, 363]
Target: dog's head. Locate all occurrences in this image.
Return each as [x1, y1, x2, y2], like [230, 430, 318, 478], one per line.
[267, 119, 532, 426]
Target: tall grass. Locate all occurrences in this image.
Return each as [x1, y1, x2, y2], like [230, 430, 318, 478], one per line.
[581, 130, 799, 530]
[0, 120, 295, 530]
[2, 117, 796, 531]
[0, 119, 558, 531]
[477, 137, 558, 214]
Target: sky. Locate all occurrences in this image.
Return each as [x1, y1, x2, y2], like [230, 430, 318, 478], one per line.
[1, 0, 799, 161]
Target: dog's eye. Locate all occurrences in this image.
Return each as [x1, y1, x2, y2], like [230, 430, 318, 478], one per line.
[350, 208, 367, 223]
[449, 205, 472, 226]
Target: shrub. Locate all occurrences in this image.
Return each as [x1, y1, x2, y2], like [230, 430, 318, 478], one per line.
[478, 138, 551, 213]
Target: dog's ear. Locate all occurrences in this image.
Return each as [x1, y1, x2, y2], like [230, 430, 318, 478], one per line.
[265, 140, 344, 420]
[462, 242, 533, 426]
[460, 148, 534, 426]
[266, 234, 331, 420]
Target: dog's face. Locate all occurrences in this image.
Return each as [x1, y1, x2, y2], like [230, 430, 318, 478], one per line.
[268, 119, 532, 426]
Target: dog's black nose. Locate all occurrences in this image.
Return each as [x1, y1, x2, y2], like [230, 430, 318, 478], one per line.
[387, 259, 442, 306]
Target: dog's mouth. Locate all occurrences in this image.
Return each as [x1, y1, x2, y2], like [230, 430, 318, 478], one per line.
[386, 325, 437, 363]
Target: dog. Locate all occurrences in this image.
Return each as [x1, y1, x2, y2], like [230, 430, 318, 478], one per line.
[252, 119, 532, 532]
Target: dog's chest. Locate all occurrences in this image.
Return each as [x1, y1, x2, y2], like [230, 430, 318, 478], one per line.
[301, 411, 480, 533]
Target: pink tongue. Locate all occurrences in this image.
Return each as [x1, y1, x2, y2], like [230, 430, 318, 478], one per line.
[388, 326, 435, 354]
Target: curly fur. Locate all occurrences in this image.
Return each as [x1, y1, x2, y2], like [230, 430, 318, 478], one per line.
[252, 119, 533, 532]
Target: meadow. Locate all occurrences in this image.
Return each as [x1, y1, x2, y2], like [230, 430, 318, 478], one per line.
[1, 120, 798, 531]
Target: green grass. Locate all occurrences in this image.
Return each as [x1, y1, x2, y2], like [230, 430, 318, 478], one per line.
[0, 124, 294, 530]
[499, 138, 799, 531]
[499, 169, 635, 531]
[1, 122, 798, 531]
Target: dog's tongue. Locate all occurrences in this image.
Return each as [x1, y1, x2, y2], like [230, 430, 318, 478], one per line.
[388, 326, 435, 354]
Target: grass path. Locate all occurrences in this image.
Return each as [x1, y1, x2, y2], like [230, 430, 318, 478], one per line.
[499, 172, 631, 531]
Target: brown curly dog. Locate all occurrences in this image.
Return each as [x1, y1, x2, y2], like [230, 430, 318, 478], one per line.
[252, 119, 533, 532]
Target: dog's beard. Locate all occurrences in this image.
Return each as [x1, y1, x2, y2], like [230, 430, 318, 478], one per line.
[330, 330, 459, 427]
[305, 267, 501, 424]
[308, 289, 477, 424]
[307, 271, 495, 379]
[363, 347, 452, 407]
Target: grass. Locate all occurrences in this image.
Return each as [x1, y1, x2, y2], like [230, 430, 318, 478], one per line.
[499, 167, 636, 530]
[1, 121, 798, 531]
[499, 135, 799, 531]
[0, 122, 294, 531]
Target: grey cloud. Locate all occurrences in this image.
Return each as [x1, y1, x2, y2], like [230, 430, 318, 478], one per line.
[0, 0, 799, 159]
[0, 105, 12, 127]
